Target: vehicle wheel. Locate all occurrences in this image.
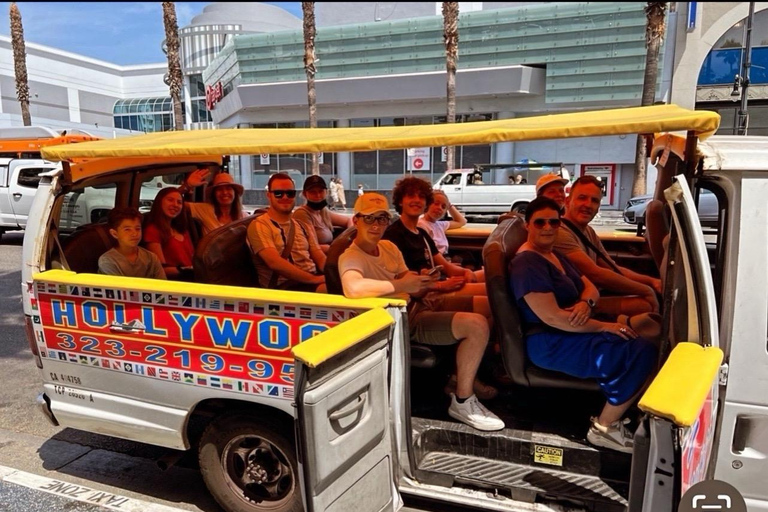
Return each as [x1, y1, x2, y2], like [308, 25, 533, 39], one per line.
[511, 202, 528, 214]
[199, 414, 301, 512]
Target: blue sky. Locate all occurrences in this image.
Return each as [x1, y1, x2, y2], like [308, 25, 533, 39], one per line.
[0, 2, 302, 65]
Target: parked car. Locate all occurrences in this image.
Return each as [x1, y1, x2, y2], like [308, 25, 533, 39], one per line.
[434, 163, 570, 215]
[624, 188, 719, 226]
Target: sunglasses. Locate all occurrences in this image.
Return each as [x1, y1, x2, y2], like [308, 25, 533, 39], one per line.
[532, 218, 562, 228]
[357, 214, 391, 226]
[270, 189, 297, 199]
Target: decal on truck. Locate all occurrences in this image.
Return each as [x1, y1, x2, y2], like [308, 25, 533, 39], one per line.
[33, 280, 359, 400]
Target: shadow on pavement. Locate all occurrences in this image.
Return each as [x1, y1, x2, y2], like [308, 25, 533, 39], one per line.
[40, 430, 223, 512]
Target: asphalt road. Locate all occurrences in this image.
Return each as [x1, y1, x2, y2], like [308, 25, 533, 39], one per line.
[0, 230, 464, 512]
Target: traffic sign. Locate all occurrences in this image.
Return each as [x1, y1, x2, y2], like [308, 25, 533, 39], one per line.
[407, 147, 430, 171]
[260, 153, 270, 165]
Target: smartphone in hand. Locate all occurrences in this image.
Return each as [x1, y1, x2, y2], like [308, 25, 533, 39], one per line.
[427, 265, 443, 277]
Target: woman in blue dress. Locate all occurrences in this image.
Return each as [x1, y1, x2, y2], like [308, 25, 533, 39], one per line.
[509, 197, 657, 453]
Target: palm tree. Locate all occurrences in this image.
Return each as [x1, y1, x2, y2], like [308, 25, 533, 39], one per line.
[9, 2, 31, 126]
[302, 2, 319, 175]
[162, 2, 184, 131]
[632, 2, 667, 197]
[443, 2, 459, 171]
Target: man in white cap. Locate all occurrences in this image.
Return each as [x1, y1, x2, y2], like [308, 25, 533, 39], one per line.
[338, 193, 504, 432]
[535, 173, 569, 211]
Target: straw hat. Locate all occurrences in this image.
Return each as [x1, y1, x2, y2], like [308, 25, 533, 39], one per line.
[208, 173, 244, 196]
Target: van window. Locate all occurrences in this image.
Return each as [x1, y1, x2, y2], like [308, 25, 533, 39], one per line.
[695, 181, 726, 320]
[17, 167, 47, 188]
[138, 173, 185, 212]
[59, 183, 119, 231]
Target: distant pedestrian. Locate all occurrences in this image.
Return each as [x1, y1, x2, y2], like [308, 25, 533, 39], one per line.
[337, 178, 347, 210]
[357, 183, 364, 197]
[329, 177, 340, 210]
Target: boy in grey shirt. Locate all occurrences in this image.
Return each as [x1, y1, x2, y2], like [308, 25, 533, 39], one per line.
[98, 207, 166, 279]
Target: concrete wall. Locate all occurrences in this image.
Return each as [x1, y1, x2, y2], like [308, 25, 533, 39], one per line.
[79, 91, 122, 127]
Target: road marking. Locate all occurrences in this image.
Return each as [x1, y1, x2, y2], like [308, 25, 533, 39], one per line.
[0, 464, 184, 511]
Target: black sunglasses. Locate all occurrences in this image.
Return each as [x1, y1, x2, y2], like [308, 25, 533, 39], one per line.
[357, 214, 391, 226]
[532, 218, 562, 228]
[271, 189, 297, 199]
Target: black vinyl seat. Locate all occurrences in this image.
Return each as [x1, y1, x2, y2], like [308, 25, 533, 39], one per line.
[60, 223, 113, 274]
[324, 226, 438, 369]
[193, 211, 266, 287]
[483, 216, 600, 390]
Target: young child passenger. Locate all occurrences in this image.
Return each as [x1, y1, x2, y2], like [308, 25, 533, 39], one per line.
[98, 207, 166, 279]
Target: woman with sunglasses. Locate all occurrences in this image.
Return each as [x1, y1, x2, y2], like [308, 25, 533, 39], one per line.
[509, 196, 657, 453]
[143, 187, 195, 281]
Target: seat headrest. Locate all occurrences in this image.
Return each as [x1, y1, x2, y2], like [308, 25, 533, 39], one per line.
[193, 211, 265, 286]
[482, 215, 528, 261]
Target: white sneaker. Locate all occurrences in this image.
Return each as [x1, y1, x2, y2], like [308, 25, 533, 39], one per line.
[586, 416, 634, 453]
[447, 393, 505, 431]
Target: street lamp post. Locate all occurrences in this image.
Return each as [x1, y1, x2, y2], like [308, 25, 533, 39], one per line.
[734, 2, 755, 135]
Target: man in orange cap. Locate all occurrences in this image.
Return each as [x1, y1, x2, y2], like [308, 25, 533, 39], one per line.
[338, 193, 504, 432]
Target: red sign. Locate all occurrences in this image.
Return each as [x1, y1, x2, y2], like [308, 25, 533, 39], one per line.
[205, 81, 224, 111]
[34, 283, 360, 398]
[413, 158, 424, 170]
[681, 389, 716, 494]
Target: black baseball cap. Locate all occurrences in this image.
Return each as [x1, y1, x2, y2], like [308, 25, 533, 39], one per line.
[303, 175, 327, 191]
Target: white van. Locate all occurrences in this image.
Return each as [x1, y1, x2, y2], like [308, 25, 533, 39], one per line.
[21, 105, 767, 512]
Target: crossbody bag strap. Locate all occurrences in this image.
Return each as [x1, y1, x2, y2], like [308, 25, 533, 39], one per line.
[560, 218, 622, 274]
[267, 220, 296, 289]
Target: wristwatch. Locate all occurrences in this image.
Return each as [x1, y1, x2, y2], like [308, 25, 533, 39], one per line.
[585, 298, 597, 309]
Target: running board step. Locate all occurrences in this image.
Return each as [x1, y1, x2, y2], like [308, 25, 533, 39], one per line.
[412, 417, 632, 480]
[417, 451, 628, 512]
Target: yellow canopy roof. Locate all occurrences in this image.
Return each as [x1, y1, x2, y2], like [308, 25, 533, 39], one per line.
[42, 104, 720, 162]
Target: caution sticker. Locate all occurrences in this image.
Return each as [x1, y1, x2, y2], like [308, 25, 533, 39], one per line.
[533, 445, 563, 467]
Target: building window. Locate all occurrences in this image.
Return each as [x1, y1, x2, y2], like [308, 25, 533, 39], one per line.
[698, 105, 768, 136]
[112, 97, 181, 133]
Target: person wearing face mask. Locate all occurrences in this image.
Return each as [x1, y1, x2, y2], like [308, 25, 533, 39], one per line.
[292, 175, 354, 253]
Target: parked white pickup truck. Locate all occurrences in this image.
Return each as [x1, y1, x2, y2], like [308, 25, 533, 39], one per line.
[0, 157, 58, 241]
[433, 163, 570, 214]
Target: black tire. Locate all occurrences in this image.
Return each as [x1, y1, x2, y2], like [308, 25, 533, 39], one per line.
[511, 202, 528, 214]
[198, 414, 301, 512]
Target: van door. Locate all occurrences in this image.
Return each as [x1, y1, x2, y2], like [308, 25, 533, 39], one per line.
[9, 161, 55, 227]
[631, 177, 722, 511]
[294, 307, 403, 512]
[667, 177, 721, 493]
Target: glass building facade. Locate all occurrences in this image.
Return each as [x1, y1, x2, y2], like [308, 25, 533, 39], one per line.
[112, 97, 180, 133]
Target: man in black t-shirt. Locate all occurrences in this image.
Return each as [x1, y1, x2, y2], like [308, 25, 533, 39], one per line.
[383, 177, 479, 286]
[383, 176, 499, 402]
